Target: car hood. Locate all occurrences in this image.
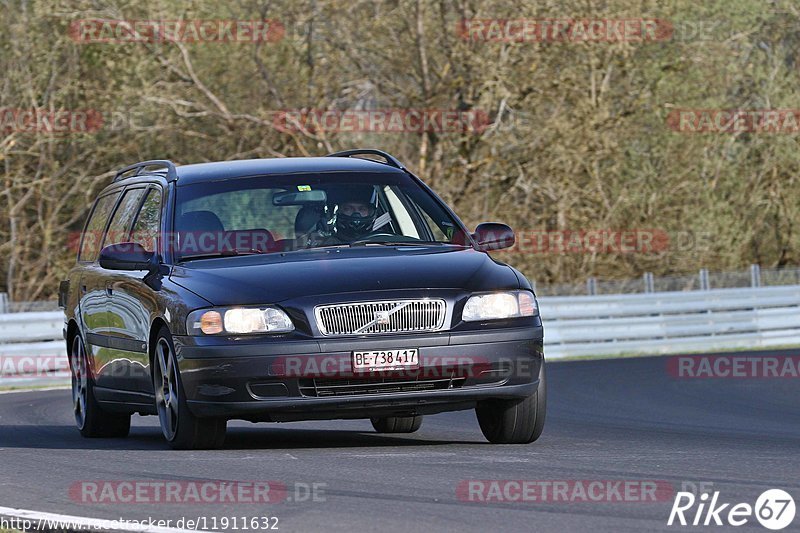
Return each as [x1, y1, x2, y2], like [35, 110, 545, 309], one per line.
[169, 246, 520, 306]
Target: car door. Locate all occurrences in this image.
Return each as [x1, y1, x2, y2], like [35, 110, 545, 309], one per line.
[97, 186, 150, 392]
[105, 185, 164, 393]
[76, 190, 122, 388]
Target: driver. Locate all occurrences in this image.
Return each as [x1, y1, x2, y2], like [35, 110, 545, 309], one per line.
[329, 185, 378, 242]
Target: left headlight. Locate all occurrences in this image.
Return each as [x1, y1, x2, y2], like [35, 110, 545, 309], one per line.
[187, 306, 295, 335]
[462, 291, 538, 322]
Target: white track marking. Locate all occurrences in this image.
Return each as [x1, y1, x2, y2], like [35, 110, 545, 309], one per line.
[0, 506, 201, 533]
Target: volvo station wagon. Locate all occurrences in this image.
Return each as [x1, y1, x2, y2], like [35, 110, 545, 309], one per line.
[60, 149, 546, 449]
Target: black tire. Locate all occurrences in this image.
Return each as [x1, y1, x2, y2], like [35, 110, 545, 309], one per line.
[370, 415, 423, 433]
[70, 334, 131, 438]
[475, 359, 546, 444]
[153, 326, 226, 450]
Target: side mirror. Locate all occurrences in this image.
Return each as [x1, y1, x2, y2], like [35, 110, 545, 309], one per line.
[472, 223, 515, 251]
[98, 242, 156, 271]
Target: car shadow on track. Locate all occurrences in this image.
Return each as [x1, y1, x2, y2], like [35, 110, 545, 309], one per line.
[0, 424, 487, 451]
[221, 427, 487, 450]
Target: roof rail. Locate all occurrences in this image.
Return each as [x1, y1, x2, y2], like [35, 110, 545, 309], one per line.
[326, 149, 405, 170]
[114, 160, 178, 182]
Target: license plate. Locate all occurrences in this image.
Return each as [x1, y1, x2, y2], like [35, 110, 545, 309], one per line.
[352, 349, 419, 372]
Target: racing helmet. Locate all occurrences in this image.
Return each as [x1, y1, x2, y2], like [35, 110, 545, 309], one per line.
[329, 184, 378, 241]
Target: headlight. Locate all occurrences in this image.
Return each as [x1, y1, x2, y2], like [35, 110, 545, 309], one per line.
[462, 291, 538, 322]
[187, 306, 295, 335]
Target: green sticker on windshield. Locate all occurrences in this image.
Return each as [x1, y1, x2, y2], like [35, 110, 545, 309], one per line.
[297, 185, 311, 191]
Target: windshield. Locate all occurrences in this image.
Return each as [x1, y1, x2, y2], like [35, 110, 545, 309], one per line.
[172, 172, 469, 260]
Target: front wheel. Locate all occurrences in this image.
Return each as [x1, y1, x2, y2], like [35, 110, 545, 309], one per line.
[70, 334, 131, 438]
[475, 360, 546, 444]
[370, 415, 423, 433]
[153, 327, 226, 450]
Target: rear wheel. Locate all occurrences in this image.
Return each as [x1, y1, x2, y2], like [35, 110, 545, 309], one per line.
[153, 326, 226, 450]
[476, 360, 546, 444]
[370, 415, 423, 433]
[70, 334, 131, 438]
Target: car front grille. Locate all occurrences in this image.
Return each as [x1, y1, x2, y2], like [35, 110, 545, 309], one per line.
[314, 299, 447, 336]
[298, 376, 467, 397]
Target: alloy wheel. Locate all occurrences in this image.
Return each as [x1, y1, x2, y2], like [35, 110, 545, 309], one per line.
[154, 338, 179, 440]
[70, 336, 88, 429]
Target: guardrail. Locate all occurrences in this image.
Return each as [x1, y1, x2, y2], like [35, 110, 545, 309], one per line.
[0, 312, 67, 381]
[534, 264, 800, 296]
[1, 285, 798, 379]
[542, 285, 800, 358]
[0, 311, 63, 343]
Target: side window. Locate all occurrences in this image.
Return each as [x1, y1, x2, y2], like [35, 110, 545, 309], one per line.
[103, 188, 146, 247]
[418, 210, 449, 241]
[180, 189, 299, 240]
[401, 185, 461, 242]
[130, 188, 162, 252]
[79, 192, 121, 262]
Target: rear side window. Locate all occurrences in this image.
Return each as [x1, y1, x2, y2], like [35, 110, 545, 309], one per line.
[103, 188, 146, 248]
[130, 188, 163, 252]
[179, 188, 299, 241]
[79, 192, 120, 262]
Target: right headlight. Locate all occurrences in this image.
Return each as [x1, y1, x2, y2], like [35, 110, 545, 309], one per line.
[187, 306, 295, 335]
[462, 291, 538, 322]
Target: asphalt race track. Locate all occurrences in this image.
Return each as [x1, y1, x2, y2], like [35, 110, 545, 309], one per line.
[1, 352, 798, 532]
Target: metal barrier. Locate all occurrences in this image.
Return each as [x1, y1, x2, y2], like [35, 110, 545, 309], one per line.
[542, 285, 800, 358]
[0, 312, 67, 380]
[535, 265, 800, 296]
[0, 311, 63, 343]
[1, 285, 799, 379]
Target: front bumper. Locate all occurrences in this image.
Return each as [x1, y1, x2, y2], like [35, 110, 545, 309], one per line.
[174, 326, 543, 422]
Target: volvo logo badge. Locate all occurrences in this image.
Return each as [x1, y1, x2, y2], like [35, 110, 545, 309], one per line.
[374, 310, 390, 325]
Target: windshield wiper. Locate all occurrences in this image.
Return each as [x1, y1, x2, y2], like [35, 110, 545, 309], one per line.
[178, 249, 264, 261]
[349, 240, 449, 247]
[287, 244, 351, 253]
